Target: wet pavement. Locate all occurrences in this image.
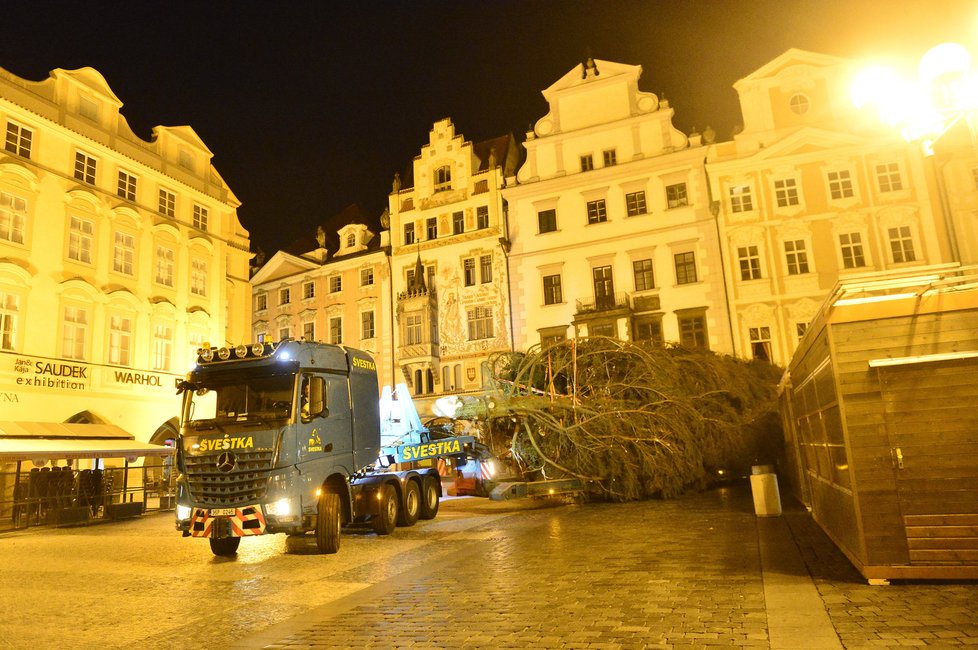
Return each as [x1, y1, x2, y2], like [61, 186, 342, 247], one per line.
[1, 485, 976, 649]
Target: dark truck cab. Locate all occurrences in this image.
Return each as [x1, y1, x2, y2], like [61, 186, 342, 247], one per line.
[174, 341, 443, 556]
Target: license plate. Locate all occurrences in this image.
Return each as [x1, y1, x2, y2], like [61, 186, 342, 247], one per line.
[210, 508, 235, 516]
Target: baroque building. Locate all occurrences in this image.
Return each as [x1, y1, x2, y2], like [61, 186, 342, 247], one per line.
[250, 204, 394, 389]
[0, 66, 251, 441]
[387, 119, 519, 408]
[706, 50, 955, 365]
[503, 59, 733, 354]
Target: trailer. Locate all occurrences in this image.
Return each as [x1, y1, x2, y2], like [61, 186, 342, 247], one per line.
[173, 340, 481, 556]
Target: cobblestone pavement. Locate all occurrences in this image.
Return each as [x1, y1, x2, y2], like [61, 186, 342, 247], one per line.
[2, 485, 977, 649]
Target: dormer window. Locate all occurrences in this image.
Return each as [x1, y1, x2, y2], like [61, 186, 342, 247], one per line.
[434, 165, 452, 192]
[346, 233, 356, 248]
[179, 149, 195, 171]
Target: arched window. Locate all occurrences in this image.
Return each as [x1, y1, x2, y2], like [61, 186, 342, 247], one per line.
[346, 233, 356, 247]
[434, 165, 451, 192]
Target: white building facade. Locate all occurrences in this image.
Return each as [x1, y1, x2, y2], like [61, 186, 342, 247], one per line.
[504, 60, 733, 354]
[0, 66, 252, 442]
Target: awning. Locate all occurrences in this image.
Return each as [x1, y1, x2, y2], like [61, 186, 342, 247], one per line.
[0, 421, 175, 463]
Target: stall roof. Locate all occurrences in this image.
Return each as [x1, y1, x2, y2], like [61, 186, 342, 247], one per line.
[0, 421, 175, 462]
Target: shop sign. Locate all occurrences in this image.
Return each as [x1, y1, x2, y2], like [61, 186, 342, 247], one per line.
[13, 358, 89, 391]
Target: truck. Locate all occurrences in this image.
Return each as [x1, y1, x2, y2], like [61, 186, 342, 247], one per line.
[173, 340, 477, 556]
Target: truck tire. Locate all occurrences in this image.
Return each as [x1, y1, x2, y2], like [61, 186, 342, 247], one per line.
[396, 479, 420, 527]
[316, 491, 341, 554]
[419, 475, 440, 520]
[209, 536, 240, 556]
[372, 484, 398, 535]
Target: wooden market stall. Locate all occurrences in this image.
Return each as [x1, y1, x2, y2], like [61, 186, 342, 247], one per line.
[780, 264, 978, 582]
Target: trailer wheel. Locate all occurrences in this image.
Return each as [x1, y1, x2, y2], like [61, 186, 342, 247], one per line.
[372, 484, 398, 535]
[419, 475, 440, 520]
[316, 491, 341, 554]
[397, 479, 420, 527]
[209, 536, 240, 557]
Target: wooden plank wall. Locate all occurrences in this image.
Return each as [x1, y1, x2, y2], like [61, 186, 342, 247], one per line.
[832, 308, 978, 568]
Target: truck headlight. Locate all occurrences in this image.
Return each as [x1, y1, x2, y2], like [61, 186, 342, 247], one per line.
[266, 498, 293, 517]
[176, 504, 192, 521]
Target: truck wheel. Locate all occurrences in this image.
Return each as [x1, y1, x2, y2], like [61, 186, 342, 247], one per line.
[372, 484, 398, 535]
[316, 491, 341, 554]
[419, 475, 440, 520]
[396, 479, 420, 527]
[209, 536, 240, 556]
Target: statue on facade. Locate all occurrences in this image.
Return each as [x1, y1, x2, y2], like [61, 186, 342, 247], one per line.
[392, 172, 401, 193]
[315, 226, 326, 249]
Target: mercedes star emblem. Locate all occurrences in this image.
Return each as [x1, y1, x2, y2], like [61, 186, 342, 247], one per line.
[216, 451, 236, 473]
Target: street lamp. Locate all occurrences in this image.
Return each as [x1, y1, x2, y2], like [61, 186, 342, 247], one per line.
[852, 42, 978, 155]
[851, 42, 978, 263]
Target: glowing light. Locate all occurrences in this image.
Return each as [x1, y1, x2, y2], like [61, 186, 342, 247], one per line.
[176, 504, 192, 521]
[266, 498, 292, 517]
[919, 42, 971, 85]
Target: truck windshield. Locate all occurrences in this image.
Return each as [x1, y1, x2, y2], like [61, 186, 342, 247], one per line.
[186, 372, 295, 425]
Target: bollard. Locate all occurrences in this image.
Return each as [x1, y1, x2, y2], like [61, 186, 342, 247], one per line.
[749, 466, 782, 517]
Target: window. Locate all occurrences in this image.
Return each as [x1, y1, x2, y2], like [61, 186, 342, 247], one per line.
[626, 191, 647, 216]
[749, 326, 772, 361]
[346, 233, 356, 248]
[279, 287, 291, 305]
[159, 189, 176, 217]
[543, 274, 562, 305]
[586, 199, 608, 224]
[738, 245, 762, 281]
[113, 231, 135, 275]
[0, 292, 19, 351]
[538, 209, 557, 234]
[876, 163, 903, 192]
[480, 255, 493, 283]
[774, 178, 799, 207]
[476, 205, 489, 229]
[152, 324, 172, 371]
[426, 217, 438, 240]
[156, 246, 175, 286]
[452, 211, 464, 234]
[192, 204, 208, 230]
[541, 331, 566, 349]
[62, 306, 88, 360]
[300, 281, 314, 300]
[405, 313, 423, 345]
[117, 170, 137, 201]
[278, 327, 290, 340]
[633, 259, 655, 291]
[972, 167, 978, 190]
[888, 226, 916, 263]
[840, 231, 866, 267]
[729, 185, 753, 212]
[329, 276, 342, 293]
[580, 155, 594, 172]
[678, 311, 708, 349]
[5, 122, 32, 158]
[361, 310, 375, 340]
[434, 165, 452, 192]
[796, 322, 809, 339]
[467, 306, 494, 340]
[191, 259, 208, 296]
[827, 170, 854, 199]
[0, 191, 27, 244]
[360, 268, 374, 286]
[674, 252, 697, 285]
[666, 183, 688, 208]
[79, 96, 99, 121]
[303, 321, 315, 340]
[329, 317, 342, 344]
[784, 240, 810, 275]
[403, 222, 415, 245]
[592, 266, 615, 309]
[603, 149, 617, 166]
[73, 151, 97, 184]
[789, 94, 810, 115]
[463, 258, 476, 286]
[255, 293, 267, 311]
[68, 216, 94, 264]
[108, 315, 132, 366]
[632, 317, 663, 345]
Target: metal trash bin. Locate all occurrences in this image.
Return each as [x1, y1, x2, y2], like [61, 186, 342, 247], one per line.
[749, 467, 782, 517]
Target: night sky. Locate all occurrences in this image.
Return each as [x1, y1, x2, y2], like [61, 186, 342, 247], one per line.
[2, 1, 976, 255]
